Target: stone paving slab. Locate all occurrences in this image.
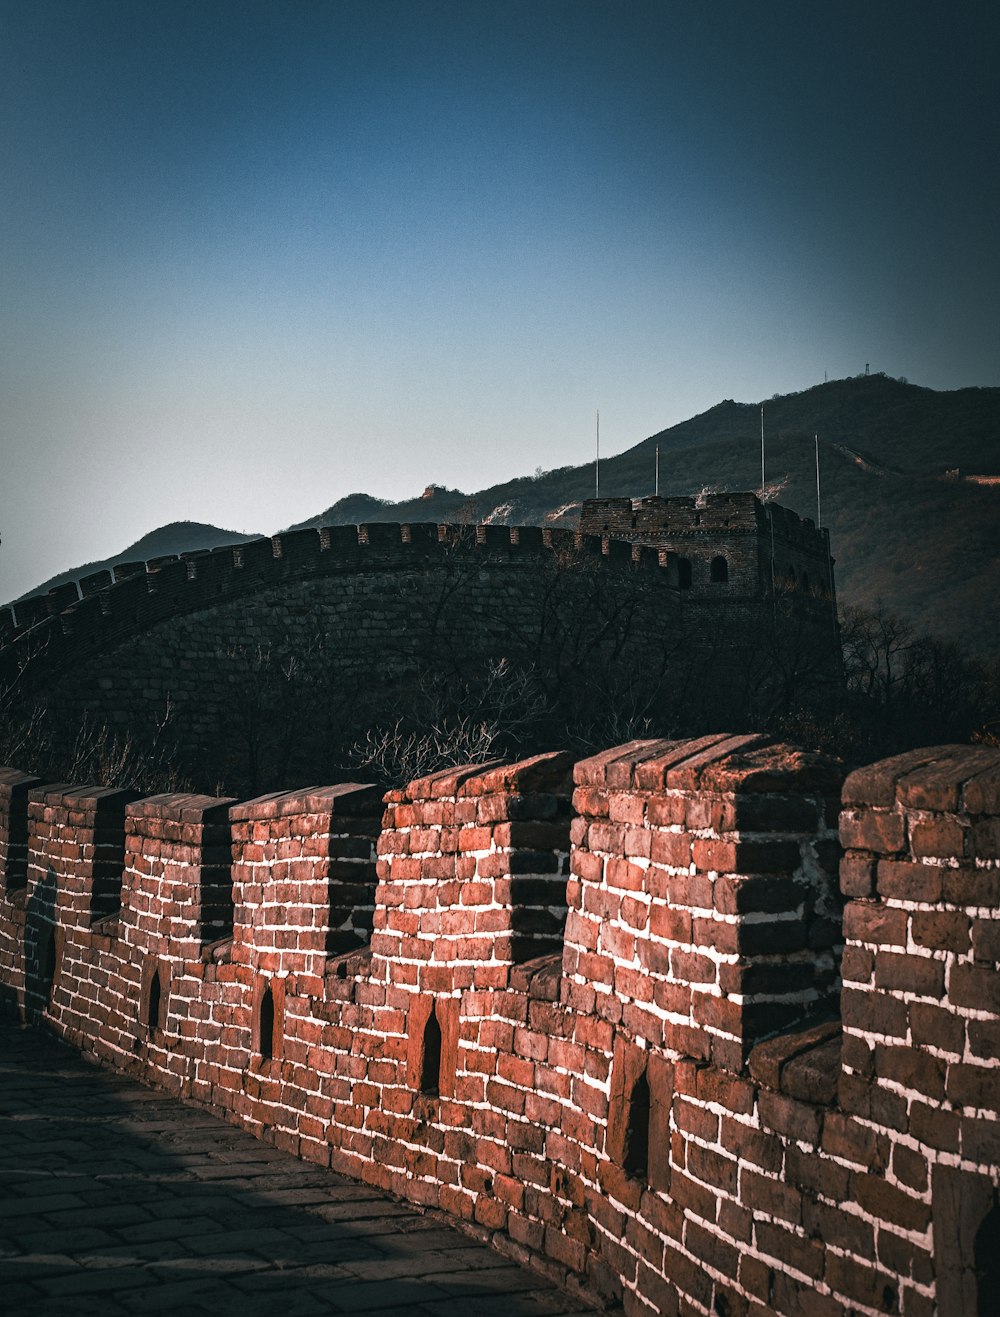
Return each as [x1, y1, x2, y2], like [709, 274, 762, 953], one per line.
[0, 1020, 601, 1315]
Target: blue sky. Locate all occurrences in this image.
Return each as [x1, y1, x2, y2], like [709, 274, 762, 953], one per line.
[2, 0, 998, 600]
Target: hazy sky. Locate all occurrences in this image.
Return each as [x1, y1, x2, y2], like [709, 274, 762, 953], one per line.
[2, 0, 998, 601]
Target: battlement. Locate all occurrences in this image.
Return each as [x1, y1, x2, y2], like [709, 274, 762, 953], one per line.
[0, 520, 669, 689]
[0, 506, 844, 796]
[580, 493, 836, 598]
[1, 499, 834, 686]
[2, 735, 997, 1314]
[1, 521, 649, 648]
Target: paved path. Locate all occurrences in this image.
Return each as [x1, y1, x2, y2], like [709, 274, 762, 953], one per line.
[0, 1019, 599, 1316]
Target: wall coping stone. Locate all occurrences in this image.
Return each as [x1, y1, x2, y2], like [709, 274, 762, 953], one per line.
[748, 1018, 842, 1092]
[229, 783, 382, 821]
[575, 733, 841, 795]
[28, 784, 140, 811]
[386, 751, 577, 805]
[843, 744, 1000, 810]
[127, 793, 237, 823]
[0, 767, 45, 791]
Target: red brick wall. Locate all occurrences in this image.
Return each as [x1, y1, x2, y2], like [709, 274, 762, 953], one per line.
[1, 736, 997, 1316]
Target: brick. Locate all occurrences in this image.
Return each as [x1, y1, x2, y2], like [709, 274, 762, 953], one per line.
[950, 962, 1000, 1013]
[909, 1101, 960, 1153]
[947, 1063, 1000, 1113]
[754, 1220, 823, 1280]
[968, 1017, 1000, 1061]
[942, 865, 1000, 907]
[821, 1112, 888, 1171]
[840, 808, 906, 855]
[854, 1174, 931, 1233]
[840, 852, 875, 897]
[971, 917, 1000, 964]
[824, 1251, 901, 1312]
[841, 987, 908, 1040]
[909, 1002, 965, 1055]
[874, 1044, 945, 1101]
[892, 1143, 928, 1193]
[758, 1090, 822, 1145]
[909, 817, 967, 861]
[873, 951, 944, 998]
[874, 859, 942, 902]
[684, 1220, 739, 1278]
[843, 902, 907, 947]
[910, 910, 969, 953]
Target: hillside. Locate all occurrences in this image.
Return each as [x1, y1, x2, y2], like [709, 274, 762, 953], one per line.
[17, 521, 262, 603]
[12, 376, 999, 656]
[293, 375, 1000, 655]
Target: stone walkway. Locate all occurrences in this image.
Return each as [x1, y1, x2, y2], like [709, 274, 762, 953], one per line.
[0, 1019, 600, 1315]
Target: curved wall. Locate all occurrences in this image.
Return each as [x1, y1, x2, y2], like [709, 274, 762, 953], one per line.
[1, 522, 838, 793]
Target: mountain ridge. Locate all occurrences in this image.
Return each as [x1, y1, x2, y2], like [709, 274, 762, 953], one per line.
[12, 375, 999, 653]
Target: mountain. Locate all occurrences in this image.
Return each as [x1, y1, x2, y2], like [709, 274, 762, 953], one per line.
[17, 521, 262, 603]
[293, 375, 1000, 654]
[13, 376, 999, 656]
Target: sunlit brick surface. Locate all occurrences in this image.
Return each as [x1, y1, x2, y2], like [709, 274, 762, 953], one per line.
[1, 737, 997, 1315]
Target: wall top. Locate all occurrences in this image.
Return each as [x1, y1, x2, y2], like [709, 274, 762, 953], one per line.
[574, 732, 842, 795]
[228, 782, 382, 822]
[843, 743, 1000, 812]
[28, 784, 140, 811]
[0, 767, 44, 792]
[386, 750, 575, 804]
[127, 793, 236, 824]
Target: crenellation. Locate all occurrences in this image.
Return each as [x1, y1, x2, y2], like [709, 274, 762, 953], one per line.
[0, 736, 997, 1313]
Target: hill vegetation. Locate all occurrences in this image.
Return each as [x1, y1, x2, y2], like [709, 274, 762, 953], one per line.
[12, 375, 999, 654]
[293, 374, 1000, 655]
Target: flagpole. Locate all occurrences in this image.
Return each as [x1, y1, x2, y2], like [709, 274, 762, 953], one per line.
[815, 434, 821, 527]
[595, 409, 600, 498]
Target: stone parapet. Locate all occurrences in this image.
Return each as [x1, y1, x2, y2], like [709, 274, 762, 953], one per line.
[0, 738, 996, 1316]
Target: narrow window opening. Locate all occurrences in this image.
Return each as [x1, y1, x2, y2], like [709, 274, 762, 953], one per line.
[677, 558, 692, 590]
[975, 1201, 1000, 1315]
[420, 1005, 443, 1096]
[147, 970, 163, 1036]
[623, 1069, 651, 1180]
[785, 566, 797, 590]
[40, 926, 57, 1007]
[259, 982, 275, 1061]
[710, 555, 729, 583]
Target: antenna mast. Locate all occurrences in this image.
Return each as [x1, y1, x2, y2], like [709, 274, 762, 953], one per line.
[595, 409, 600, 498]
[760, 405, 765, 499]
[655, 444, 660, 497]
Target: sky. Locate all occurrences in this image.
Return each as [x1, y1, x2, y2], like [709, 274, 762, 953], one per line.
[1, 0, 998, 601]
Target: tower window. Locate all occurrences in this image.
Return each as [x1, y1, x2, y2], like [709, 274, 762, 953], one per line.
[710, 555, 729, 583]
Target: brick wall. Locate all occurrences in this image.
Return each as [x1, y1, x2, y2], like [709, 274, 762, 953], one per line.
[1, 735, 996, 1315]
[578, 493, 836, 600]
[1, 513, 840, 794]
